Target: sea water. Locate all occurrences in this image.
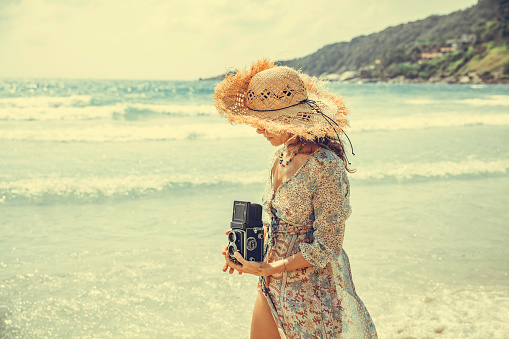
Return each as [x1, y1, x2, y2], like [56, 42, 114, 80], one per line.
[0, 79, 508, 338]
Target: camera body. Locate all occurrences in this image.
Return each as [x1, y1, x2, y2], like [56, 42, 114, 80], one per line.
[227, 201, 264, 265]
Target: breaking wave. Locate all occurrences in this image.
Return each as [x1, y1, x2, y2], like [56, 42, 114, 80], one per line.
[354, 159, 509, 183]
[0, 123, 255, 142]
[1, 159, 507, 204]
[1, 113, 508, 142]
[351, 113, 509, 132]
[0, 96, 215, 121]
[0, 172, 266, 204]
[406, 95, 509, 107]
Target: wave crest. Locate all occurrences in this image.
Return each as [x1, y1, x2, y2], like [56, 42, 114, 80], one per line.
[0, 172, 266, 204]
[1, 159, 507, 204]
[0, 98, 216, 121]
[406, 95, 509, 107]
[355, 159, 509, 182]
[0, 123, 254, 142]
[351, 113, 509, 132]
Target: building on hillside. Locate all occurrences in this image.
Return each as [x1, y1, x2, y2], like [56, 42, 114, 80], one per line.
[445, 34, 477, 51]
[440, 46, 455, 53]
[421, 51, 444, 59]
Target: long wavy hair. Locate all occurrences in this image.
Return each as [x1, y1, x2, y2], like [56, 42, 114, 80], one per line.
[287, 136, 355, 174]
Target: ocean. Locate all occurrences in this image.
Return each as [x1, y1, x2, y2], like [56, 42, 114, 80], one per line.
[0, 78, 508, 338]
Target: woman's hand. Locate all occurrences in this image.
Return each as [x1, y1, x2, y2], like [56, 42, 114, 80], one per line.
[223, 247, 277, 276]
[222, 230, 274, 276]
[230, 252, 276, 277]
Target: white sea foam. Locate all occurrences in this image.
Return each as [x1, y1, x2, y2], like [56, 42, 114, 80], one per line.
[406, 95, 509, 107]
[0, 171, 266, 203]
[455, 95, 509, 107]
[0, 104, 125, 121]
[123, 103, 216, 116]
[1, 111, 508, 142]
[0, 95, 93, 108]
[0, 123, 255, 142]
[0, 98, 216, 121]
[405, 99, 438, 105]
[1, 159, 507, 203]
[375, 284, 509, 339]
[351, 113, 509, 132]
[354, 159, 509, 182]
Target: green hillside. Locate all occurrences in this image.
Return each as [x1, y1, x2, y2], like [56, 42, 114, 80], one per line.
[280, 0, 509, 83]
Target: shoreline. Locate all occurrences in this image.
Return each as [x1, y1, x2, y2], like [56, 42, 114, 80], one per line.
[201, 73, 509, 85]
[327, 75, 509, 85]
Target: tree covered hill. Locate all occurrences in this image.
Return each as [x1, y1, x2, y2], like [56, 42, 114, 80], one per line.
[279, 0, 509, 83]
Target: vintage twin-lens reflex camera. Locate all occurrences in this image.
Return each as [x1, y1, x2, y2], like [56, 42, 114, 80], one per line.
[227, 201, 264, 265]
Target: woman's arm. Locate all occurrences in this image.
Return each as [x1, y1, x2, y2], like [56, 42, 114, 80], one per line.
[221, 246, 312, 277]
[299, 158, 350, 268]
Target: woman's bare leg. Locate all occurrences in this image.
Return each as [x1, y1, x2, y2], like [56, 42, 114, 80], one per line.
[250, 290, 280, 339]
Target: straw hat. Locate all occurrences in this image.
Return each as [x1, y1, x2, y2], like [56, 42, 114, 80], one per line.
[213, 59, 349, 140]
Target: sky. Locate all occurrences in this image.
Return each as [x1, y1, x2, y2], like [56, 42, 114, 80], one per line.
[0, 0, 478, 80]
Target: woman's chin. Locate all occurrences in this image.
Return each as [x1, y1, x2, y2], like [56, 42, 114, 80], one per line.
[268, 139, 283, 147]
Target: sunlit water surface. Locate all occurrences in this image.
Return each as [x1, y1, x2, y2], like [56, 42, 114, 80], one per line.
[1, 79, 508, 338]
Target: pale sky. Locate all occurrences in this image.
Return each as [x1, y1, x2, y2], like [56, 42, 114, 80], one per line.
[0, 0, 478, 80]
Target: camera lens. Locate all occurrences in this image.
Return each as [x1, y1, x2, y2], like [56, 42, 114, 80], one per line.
[228, 244, 237, 256]
[228, 231, 237, 243]
[247, 237, 257, 251]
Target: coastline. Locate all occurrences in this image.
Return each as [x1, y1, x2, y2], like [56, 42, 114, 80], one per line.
[201, 73, 509, 85]
[322, 71, 509, 85]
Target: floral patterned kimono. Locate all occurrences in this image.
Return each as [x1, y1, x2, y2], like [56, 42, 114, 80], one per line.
[259, 147, 377, 339]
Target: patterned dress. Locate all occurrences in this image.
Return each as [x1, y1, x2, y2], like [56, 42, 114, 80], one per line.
[259, 147, 377, 339]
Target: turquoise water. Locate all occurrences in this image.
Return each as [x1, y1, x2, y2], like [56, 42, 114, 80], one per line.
[0, 79, 508, 338]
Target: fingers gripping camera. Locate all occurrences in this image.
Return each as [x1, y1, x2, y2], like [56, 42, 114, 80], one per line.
[227, 201, 264, 265]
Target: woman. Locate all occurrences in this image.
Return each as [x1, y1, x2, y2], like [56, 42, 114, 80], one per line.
[215, 59, 377, 339]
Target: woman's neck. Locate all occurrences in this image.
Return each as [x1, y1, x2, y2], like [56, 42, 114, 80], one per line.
[284, 141, 318, 155]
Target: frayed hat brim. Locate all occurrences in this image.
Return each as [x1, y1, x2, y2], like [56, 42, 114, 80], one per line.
[213, 59, 349, 140]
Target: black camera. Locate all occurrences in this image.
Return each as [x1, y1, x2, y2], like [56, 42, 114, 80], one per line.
[227, 201, 264, 265]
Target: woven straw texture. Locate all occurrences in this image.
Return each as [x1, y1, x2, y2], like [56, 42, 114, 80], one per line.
[213, 59, 350, 140]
